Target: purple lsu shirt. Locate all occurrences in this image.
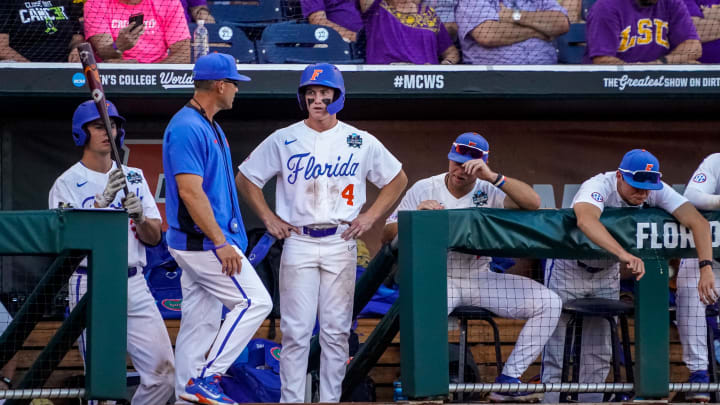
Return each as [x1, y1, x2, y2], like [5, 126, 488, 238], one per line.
[682, 0, 720, 62]
[301, 0, 364, 32]
[585, 0, 699, 63]
[180, 0, 207, 23]
[363, 0, 454, 64]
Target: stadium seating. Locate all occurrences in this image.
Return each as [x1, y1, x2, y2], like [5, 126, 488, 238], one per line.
[189, 22, 257, 63]
[257, 22, 364, 64]
[555, 23, 586, 64]
[207, 0, 283, 28]
[582, 0, 598, 20]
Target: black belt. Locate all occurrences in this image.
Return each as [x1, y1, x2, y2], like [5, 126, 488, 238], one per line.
[76, 266, 138, 278]
[577, 260, 606, 274]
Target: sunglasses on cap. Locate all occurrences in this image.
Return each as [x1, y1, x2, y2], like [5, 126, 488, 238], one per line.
[618, 168, 662, 183]
[453, 142, 488, 160]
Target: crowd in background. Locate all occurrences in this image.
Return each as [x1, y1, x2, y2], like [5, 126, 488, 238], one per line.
[0, 0, 718, 64]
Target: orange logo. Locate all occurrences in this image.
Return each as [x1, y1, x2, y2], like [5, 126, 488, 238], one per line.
[310, 69, 323, 81]
[645, 163, 654, 171]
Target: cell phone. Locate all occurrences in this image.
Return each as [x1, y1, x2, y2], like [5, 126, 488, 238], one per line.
[128, 13, 144, 29]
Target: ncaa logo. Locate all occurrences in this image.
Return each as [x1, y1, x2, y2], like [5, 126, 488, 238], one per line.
[693, 173, 707, 183]
[314, 27, 329, 41]
[218, 26, 233, 41]
[72, 72, 86, 87]
[591, 192, 604, 202]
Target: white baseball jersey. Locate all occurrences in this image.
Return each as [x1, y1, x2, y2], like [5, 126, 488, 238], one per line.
[48, 162, 161, 268]
[386, 173, 507, 273]
[686, 153, 720, 196]
[573, 171, 687, 212]
[238, 120, 402, 226]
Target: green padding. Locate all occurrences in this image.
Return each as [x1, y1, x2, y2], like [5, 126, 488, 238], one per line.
[0, 209, 128, 400]
[399, 207, 720, 400]
[447, 207, 720, 259]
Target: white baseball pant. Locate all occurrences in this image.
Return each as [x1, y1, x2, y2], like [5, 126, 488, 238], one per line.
[279, 230, 357, 403]
[676, 258, 720, 373]
[447, 268, 562, 379]
[170, 245, 272, 403]
[541, 259, 620, 404]
[69, 269, 175, 405]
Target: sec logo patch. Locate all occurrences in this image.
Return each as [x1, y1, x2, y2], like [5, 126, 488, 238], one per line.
[591, 192, 604, 202]
[693, 173, 707, 183]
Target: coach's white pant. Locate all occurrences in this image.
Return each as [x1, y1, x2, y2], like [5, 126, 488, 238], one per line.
[447, 268, 562, 378]
[170, 246, 272, 403]
[279, 231, 357, 403]
[541, 259, 619, 404]
[677, 258, 720, 373]
[69, 269, 175, 405]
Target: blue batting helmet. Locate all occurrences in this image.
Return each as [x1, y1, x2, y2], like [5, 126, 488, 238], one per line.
[297, 63, 345, 115]
[72, 100, 126, 148]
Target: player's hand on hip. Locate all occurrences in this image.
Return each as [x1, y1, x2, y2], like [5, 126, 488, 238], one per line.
[341, 212, 375, 240]
[264, 215, 299, 240]
[618, 252, 645, 281]
[462, 159, 495, 182]
[95, 168, 126, 208]
[417, 200, 444, 210]
[216, 244, 243, 276]
[699, 267, 718, 305]
[121, 192, 145, 224]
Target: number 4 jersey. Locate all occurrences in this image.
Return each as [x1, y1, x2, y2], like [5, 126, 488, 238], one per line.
[238, 120, 402, 227]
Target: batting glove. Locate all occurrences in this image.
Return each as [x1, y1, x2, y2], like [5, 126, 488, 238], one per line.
[122, 192, 145, 224]
[95, 168, 126, 208]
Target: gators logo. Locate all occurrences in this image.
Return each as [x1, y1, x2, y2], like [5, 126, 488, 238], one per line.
[270, 346, 282, 360]
[161, 299, 182, 311]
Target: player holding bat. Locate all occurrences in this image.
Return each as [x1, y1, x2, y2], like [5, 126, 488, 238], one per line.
[48, 99, 175, 405]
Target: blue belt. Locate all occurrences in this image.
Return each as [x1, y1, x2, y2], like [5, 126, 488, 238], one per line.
[302, 226, 338, 238]
[76, 266, 138, 278]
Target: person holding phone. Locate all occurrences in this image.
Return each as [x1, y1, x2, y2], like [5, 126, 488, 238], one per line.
[84, 0, 191, 63]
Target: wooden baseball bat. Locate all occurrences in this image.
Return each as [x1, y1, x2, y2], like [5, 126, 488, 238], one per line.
[76, 42, 130, 197]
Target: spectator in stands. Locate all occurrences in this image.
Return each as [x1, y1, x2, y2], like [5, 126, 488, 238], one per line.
[682, 0, 720, 63]
[456, 0, 569, 64]
[360, 0, 460, 64]
[585, 0, 701, 63]
[0, 0, 84, 62]
[84, 0, 191, 63]
[560, 0, 581, 22]
[422, 0, 458, 38]
[181, 0, 216, 23]
[301, 0, 363, 43]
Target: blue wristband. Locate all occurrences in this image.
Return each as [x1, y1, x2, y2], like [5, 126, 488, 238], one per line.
[213, 242, 228, 250]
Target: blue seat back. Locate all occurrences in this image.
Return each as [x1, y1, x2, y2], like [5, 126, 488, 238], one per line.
[189, 21, 257, 63]
[207, 0, 282, 27]
[555, 23, 586, 64]
[257, 22, 361, 64]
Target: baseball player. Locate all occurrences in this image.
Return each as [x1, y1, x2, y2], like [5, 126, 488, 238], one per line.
[541, 149, 715, 403]
[676, 153, 720, 402]
[48, 100, 175, 405]
[236, 63, 407, 403]
[163, 53, 272, 405]
[382, 132, 562, 403]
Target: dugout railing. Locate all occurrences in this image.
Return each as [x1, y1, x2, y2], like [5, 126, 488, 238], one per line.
[0, 209, 127, 402]
[398, 207, 720, 400]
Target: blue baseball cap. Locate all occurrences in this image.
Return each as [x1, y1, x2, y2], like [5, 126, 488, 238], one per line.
[448, 132, 489, 163]
[618, 149, 663, 190]
[193, 53, 251, 82]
